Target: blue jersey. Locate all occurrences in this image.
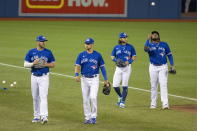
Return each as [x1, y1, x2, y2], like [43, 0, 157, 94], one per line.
[111, 43, 136, 62]
[144, 40, 172, 65]
[25, 48, 55, 74]
[75, 50, 105, 76]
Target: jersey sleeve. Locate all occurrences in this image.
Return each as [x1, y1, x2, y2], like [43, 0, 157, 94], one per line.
[111, 46, 116, 57]
[48, 51, 55, 63]
[144, 40, 150, 47]
[98, 54, 105, 67]
[165, 43, 172, 55]
[75, 54, 81, 66]
[24, 50, 32, 62]
[131, 45, 136, 57]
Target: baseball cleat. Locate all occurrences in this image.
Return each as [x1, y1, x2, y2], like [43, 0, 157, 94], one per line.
[119, 102, 125, 108]
[116, 97, 122, 106]
[84, 119, 92, 124]
[32, 117, 41, 123]
[91, 118, 96, 124]
[150, 105, 157, 109]
[41, 117, 48, 125]
[162, 104, 169, 110]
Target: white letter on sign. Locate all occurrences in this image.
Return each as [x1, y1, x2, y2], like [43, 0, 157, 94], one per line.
[81, 0, 92, 7]
[68, 0, 80, 7]
[92, 0, 106, 7]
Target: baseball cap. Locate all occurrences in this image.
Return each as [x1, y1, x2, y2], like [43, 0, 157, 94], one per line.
[119, 32, 128, 38]
[85, 38, 94, 45]
[36, 35, 48, 42]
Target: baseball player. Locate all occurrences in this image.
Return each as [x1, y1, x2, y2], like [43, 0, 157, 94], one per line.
[144, 31, 176, 109]
[74, 38, 109, 124]
[111, 32, 136, 108]
[24, 35, 55, 124]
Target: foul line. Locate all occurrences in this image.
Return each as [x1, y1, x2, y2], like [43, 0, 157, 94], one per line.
[0, 62, 197, 102]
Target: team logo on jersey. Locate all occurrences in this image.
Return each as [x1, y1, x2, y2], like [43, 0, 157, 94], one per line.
[159, 52, 165, 57]
[91, 65, 97, 70]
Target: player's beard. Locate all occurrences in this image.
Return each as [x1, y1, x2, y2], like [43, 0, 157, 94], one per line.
[151, 37, 160, 42]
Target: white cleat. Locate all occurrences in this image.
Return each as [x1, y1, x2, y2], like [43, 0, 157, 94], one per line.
[162, 104, 169, 110]
[119, 102, 125, 108]
[150, 105, 157, 109]
[32, 117, 41, 123]
[41, 117, 48, 125]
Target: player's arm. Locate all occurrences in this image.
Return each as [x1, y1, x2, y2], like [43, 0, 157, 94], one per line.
[44, 51, 55, 68]
[44, 62, 55, 68]
[74, 65, 81, 82]
[126, 45, 137, 65]
[144, 34, 152, 52]
[111, 47, 117, 62]
[165, 43, 176, 74]
[24, 59, 39, 68]
[99, 55, 109, 84]
[24, 51, 39, 68]
[144, 40, 151, 52]
[111, 56, 117, 62]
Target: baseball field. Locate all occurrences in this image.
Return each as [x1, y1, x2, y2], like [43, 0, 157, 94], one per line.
[0, 19, 197, 131]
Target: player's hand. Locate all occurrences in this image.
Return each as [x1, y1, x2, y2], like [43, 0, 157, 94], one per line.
[75, 76, 81, 82]
[104, 80, 109, 86]
[125, 61, 129, 65]
[169, 66, 176, 74]
[33, 59, 39, 65]
[148, 34, 152, 40]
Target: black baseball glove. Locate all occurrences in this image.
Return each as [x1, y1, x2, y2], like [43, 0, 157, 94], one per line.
[103, 82, 111, 95]
[116, 59, 127, 67]
[169, 66, 176, 74]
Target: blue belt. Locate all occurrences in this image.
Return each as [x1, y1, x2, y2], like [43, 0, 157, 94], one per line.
[83, 74, 97, 78]
[151, 63, 164, 66]
[32, 73, 47, 77]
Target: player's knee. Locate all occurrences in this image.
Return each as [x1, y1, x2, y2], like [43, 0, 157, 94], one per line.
[40, 95, 48, 100]
[90, 95, 97, 101]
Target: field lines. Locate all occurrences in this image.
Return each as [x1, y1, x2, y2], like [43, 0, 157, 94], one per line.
[0, 62, 197, 102]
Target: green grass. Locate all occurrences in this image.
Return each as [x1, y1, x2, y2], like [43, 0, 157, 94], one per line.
[0, 20, 197, 131]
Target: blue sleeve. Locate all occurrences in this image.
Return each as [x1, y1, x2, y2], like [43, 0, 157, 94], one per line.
[75, 54, 81, 66]
[100, 66, 108, 80]
[130, 45, 136, 57]
[165, 43, 171, 55]
[48, 51, 55, 63]
[167, 54, 174, 66]
[24, 50, 32, 62]
[98, 54, 105, 67]
[144, 40, 150, 52]
[165, 43, 174, 66]
[111, 46, 116, 57]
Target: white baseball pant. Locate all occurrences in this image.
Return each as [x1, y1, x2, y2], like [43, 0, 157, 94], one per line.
[113, 64, 132, 87]
[31, 73, 49, 119]
[81, 75, 99, 120]
[149, 64, 169, 107]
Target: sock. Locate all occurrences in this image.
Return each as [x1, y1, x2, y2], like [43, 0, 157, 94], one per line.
[122, 86, 128, 102]
[113, 87, 122, 97]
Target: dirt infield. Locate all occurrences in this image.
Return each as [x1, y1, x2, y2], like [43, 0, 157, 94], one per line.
[0, 18, 197, 22]
[171, 105, 197, 114]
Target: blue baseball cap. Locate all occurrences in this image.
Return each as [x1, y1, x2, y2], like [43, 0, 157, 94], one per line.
[85, 38, 94, 45]
[36, 35, 48, 42]
[119, 32, 128, 38]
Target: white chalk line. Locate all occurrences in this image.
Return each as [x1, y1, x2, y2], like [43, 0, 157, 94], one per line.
[0, 62, 197, 102]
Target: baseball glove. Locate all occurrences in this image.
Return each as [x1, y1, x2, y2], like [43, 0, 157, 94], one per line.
[103, 82, 111, 95]
[169, 67, 176, 74]
[34, 58, 46, 68]
[116, 59, 127, 67]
